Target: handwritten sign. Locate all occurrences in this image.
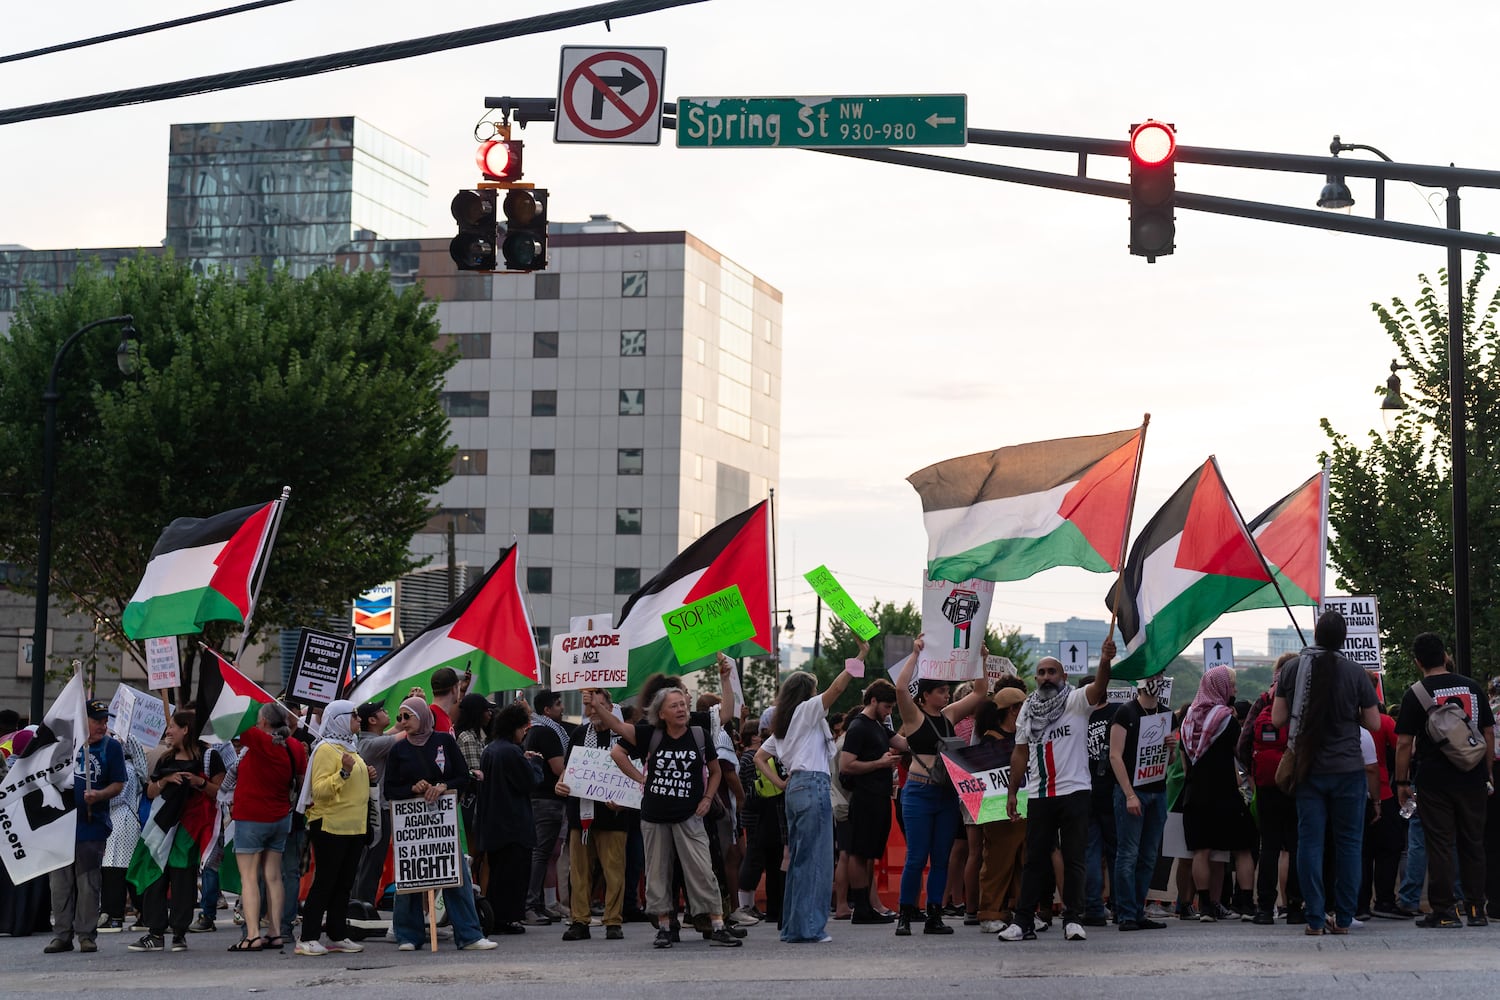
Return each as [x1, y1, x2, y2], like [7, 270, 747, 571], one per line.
[985, 656, 1016, 684]
[563, 745, 643, 810]
[803, 566, 879, 641]
[918, 575, 994, 681]
[662, 585, 756, 666]
[145, 637, 181, 691]
[1133, 713, 1171, 785]
[942, 742, 1026, 823]
[550, 631, 628, 690]
[109, 685, 168, 748]
[1107, 686, 1136, 705]
[390, 792, 462, 893]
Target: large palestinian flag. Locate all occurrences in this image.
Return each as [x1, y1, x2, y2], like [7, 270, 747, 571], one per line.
[195, 647, 277, 743]
[1230, 470, 1325, 612]
[615, 501, 771, 694]
[342, 545, 539, 713]
[123, 501, 278, 640]
[1107, 458, 1272, 680]
[909, 427, 1144, 583]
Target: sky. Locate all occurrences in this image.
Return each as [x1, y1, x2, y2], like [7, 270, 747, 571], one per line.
[5, 0, 1498, 658]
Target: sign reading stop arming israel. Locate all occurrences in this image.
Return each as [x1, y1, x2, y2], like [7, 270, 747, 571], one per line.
[390, 791, 462, 893]
[662, 585, 756, 666]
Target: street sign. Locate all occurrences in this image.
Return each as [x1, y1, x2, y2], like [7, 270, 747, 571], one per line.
[1058, 640, 1089, 675]
[676, 94, 966, 149]
[1203, 637, 1235, 669]
[556, 46, 666, 145]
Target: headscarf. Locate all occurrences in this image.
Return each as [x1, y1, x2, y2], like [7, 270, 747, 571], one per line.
[296, 699, 361, 813]
[402, 697, 434, 748]
[1180, 665, 1235, 763]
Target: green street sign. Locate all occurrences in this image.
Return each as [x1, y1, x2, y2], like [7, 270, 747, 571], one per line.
[676, 94, 966, 149]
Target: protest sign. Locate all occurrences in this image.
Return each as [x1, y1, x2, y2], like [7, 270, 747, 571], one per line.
[803, 565, 879, 641]
[918, 576, 994, 680]
[1158, 676, 1174, 708]
[109, 684, 168, 748]
[288, 628, 354, 707]
[662, 585, 756, 666]
[550, 630, 628, 690]
[941, 742, 1027, 823]
[145, 637, 181, 691]
[390, 791, 462, 893]
[1107, 686, 1136, 704]
[1133, 713, 1171, 785]
[1317, 595, 1382, 670]
[844, 657, 865, 679]
[985, 655, 1016, 685]
[563, 745, 643, 810]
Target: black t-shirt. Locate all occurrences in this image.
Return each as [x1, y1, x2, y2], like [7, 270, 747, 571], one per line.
[626, 723, 707, 824]
[1086, 702, 1120, 793]
[841, 712, 894, 798]
[1396, 673, 1495, 790]
[524, 723, 565, 799]
[1112, 698, 1174, 794]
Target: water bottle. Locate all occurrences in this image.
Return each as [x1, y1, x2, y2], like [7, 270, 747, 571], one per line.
[1400, 791, 1417, 819]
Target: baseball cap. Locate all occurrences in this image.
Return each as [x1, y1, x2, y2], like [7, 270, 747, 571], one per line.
[86, 699, 110, 721]
[356, 701, 386, 725]
[993, 688, 1026, 710]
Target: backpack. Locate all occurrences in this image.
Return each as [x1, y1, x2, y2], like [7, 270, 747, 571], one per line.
[1410, 682, 1487, 771]
[752, 754, 785, 799]
[646, 725, 725, 821]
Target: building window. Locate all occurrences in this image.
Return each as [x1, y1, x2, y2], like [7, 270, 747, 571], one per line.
[621, 271, 647, 298]
[761, 370, 771, 394]
[765, 317, 774, 343]
[530, 449, 556, 475]
[439, 391, 489, 418]
[762, 425, 770, 448]
[698, 279, 708, 307]
[619, 389, 645, 416]
[533, 331, 559, 358]
[528, 507, 554, 534]
[531, 389, 557, 417]
[694, 395, 705, 422]
[617, 448, 643, 476]
[535, 273, 561, 299]
[694, 454, 703, 480]
[527, 567, 553, 594]
[693, 512, 703, 537]
[435, 332, 491, 359]
[616, 508, 642, 535]
[696, 337, 706, 364]
[614, 568, 640, 594]
[533, 625, 551, 648]
[619, 329, 647, 356]
[421, 508, 485, 533]
[452, 449, 487, 475]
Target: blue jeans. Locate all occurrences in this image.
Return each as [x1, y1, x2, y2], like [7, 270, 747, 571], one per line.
[1112, 786, 1167, 924]
[1084, 794, 1117, 917]
[281, 827, 305, 933]
[899, 781, 961, 907]
[1295, 770, 1365, 929]
[782, 771, 834, 942]
[1398, 802, 1463, 909]
[200, 865, 220, 920]
[392, 858, 486, 948]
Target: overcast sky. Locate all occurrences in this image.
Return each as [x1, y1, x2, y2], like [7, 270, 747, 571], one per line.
[5, 0, 1496, 654]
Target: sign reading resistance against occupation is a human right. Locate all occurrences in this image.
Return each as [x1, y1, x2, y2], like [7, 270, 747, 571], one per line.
[390, 791, 462, 893]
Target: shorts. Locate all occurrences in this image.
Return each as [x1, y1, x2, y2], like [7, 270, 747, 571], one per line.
[847, 790, 893, 861]
[234, 815, 292, 854]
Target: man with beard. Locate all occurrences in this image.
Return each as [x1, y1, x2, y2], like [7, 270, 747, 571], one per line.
[998, 639, 1114, 943]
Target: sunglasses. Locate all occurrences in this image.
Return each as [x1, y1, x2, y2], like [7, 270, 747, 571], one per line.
[396, 712, 414, 721]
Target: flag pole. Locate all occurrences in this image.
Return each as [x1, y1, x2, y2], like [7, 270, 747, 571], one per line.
[1107, 414, 1151, 641]
[1317, 456, 1331, 613]
[1217, 457, 1308, 647]
[236, 486, 292, 660]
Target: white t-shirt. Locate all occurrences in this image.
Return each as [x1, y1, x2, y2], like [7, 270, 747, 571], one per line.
[1359, 727, 1378, 767]
[777, 697, 834, 775]
[1017, 686, 1096, 798]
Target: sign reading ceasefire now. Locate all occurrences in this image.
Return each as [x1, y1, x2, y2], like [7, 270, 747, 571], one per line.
[662, 585, 756, 666]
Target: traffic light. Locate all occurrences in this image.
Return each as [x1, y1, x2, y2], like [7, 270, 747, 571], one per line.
[476, 139, 523, 183]
[500, 188, 549, 272]
[449, 189, 497, 270]
[1129, 120, 1176, 261]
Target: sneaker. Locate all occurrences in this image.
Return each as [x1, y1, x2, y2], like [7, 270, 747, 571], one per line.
[1213, 902, 1238, 922]
[232, 901, 244, 926]
[545, 903, 569, 921]
[170, 938, 189, 953]
[561, 922, 591, 941]
[99, 919, 123, 933]
[1175, 902, 1195, 921]
[325, 939, 364, 953]
[1468, 912, 1489, 927]
[294, 939, 328, 956]
[460, 938, 498, 950]
[1144, 902, 1174, 921]
[980, 919, 1006, 933]
[522, 910, 552, 926]
[79, 939, 97, 953]
[188, 915, 216, 933]
[1372, 904, 1415, 920]
[1035, 918, 1052, 932]
[43, 938, 73, 954]
[605, 925, 623, 940]
[708, 927, 743, 947]
[1199, 908, 1217, 923]
[384, 927, 398, 942]
[814, 933, 833, 943]
[728, 906, 760, 926]
[128, 920, 147, 933]
[1117, 920, 1142, 932]
[1354, 911, 1373, 922]
[963, 913, 980, 926]
[1063, 922, 1087, 941]
[397, 942, 417, 951]
[435, 926, 454, 940]
[997, 923, 1035, 942]
[1252, 909, 1275, 925]
[652, 928, 672, 949]
[1416, 911, 1463, 929]
[127, 934, 164, 952]
[1139, 918, 1168, 930]
[1079, 914, 1109, 927]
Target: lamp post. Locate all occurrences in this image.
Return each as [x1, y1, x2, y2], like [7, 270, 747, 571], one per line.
[1319, 138, 1470, 673]
[32, 315, 138, 718]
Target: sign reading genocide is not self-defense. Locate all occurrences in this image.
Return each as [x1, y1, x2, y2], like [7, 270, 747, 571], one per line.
[390, 791, 462, 893]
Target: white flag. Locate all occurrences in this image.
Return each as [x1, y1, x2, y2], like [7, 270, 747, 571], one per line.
[0, 672, 89, 881]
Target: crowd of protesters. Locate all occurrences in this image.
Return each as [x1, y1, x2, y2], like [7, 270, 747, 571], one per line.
[4, 608, 1499, 957]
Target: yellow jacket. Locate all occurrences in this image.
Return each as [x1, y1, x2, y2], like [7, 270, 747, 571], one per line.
[305, 741, 370, 835]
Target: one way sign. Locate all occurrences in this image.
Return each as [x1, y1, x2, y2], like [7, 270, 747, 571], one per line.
[1203, 637, 1235, 669]
[1057, 640, 1089, 676]
[556, 46, 666, 145]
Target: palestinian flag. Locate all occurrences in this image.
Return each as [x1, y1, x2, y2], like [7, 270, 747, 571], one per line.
[615, 501, 771, 694]
[909, 427, 1144, 583]
[195, 647, 276, 743]
[342, 545, 539, 714]
[123, 501, 278, 640]
[1230, 471, 1326, 611]
[125, 779, 216, 894]
[1107, 458, 1272, 681]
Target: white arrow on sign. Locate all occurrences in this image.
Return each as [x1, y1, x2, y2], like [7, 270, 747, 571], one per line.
[926, 113, 957, 128]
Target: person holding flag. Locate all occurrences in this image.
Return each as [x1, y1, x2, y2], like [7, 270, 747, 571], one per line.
[44, 698, 124, 956]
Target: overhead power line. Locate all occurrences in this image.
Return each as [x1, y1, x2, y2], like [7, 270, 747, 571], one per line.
[0, 0, 710, 126]
[0, 0, 298, 66]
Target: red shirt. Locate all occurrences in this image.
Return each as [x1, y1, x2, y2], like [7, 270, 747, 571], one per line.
[1373, 712, 1397, 799]
[431, 703, 453, 735]
[231, 726, 307, 823]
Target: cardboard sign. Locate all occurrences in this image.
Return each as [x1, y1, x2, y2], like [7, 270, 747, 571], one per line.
[570, 613, 613, 634]
[985, 656, 1016, 684]
[108, 685, 168, 748]
[1133, 713, 1171, 785]
[941, 742, 1027, 823]
[918, 576, 994, 680]
[1317, 595, 1383, 670]
[145, 637, 181, 691]
[1057, 640, 1089, 675]
[662, 585, 756, 666]
[288, 628, 354, 707]
[550, 630, 628, 690]
[563, 745, 643, 810]
[390, 791, 462, 893]
[803, 565, 879, 641]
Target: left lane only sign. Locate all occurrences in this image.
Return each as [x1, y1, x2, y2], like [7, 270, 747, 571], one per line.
[555, 46, 666, 145]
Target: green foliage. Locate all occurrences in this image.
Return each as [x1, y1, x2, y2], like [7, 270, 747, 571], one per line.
[0, 255, 457, 677]
[1321, 253, 1500, 692]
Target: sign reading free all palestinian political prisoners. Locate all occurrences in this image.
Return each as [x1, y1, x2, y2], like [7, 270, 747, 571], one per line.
[390, 791, 462, 893]
[1317, 595, 1383, 670]
[942, 741, 1027, 823]
[662, 585, 756, 666]
[563, 745, 643, 809]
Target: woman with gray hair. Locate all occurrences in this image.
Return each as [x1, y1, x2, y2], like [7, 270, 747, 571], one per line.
[227, 702, 306, 951]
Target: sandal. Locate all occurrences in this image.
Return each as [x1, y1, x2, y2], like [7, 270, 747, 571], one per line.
[1304, 926, 1325, 936]
[263, 935, 286, 950]
[228, 936, 265, 952]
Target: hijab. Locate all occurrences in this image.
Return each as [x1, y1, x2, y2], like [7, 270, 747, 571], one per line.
[1180, 665, 1235, 763]
[402, 697, 434, 748]
[296, 699, 361, 812]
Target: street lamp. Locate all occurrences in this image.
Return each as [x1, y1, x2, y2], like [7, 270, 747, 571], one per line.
[32, 314, 138, 718]
[1319, 136, 1472, 673]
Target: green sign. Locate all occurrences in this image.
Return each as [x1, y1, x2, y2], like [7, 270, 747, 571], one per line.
[662, 585, 757, 666]
[803, 565, 879, 641]
[676, 95, 966, 149]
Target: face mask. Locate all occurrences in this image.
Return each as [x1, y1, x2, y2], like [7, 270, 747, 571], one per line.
[1139, 676, 1167, 699]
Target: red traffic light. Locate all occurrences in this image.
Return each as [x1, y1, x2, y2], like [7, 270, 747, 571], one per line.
[477, 140, 523, 182]
[1130, 121, 1176, 166]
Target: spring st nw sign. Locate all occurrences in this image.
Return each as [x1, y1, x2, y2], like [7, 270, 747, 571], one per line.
[677, 94, 966, 149]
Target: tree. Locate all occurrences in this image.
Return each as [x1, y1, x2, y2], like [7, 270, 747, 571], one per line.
[1321, 254, 1500, 692]
[0, 255, 457, 687]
